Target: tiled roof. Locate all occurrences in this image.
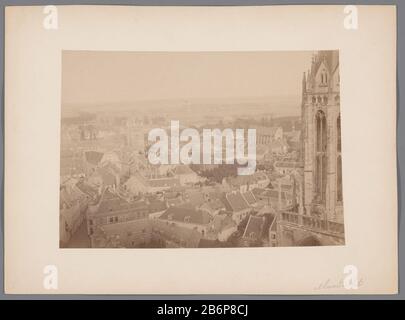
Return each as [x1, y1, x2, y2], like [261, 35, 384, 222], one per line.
[243, 215, 265, 240]
[95, 189, 148, 216]
[76, 181, 98, 198]
[252, 187, 290, 200]
[262, 212, 276, 233]
[242, 191, 257, 205]
[225, 172, 268, 187]
[160, 206, 211, 225]
[223, 192, 250, 212]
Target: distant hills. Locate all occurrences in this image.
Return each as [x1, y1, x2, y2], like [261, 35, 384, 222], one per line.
[61, 95, 302, 119]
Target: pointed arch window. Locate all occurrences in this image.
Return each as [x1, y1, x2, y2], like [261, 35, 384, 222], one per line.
[315, 110, 327, 203]
[320, 69, 328, 85]
[337, 115, 341, 152]
[316, 111, 327, 153]
[337, 115, 343, 202]
[337, 155, 343, 202]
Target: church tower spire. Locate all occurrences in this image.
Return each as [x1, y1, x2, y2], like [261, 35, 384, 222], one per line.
[301, 50, 343, 223]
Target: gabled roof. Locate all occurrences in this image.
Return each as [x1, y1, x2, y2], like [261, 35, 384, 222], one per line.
[242, 191, 257, 205]
[223, 191, 250, 212]
[242, 215, 264, 240]
[76, 181, 98, 198]
[306, 50, 339, 90]
[94, 188, 148, 216]
[252, 187, 291, 200]
[160, 206, 211, 225]
[311, 50, 339, 76]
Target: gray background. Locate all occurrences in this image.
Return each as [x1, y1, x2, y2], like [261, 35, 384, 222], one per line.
[0, 0, 402, 300]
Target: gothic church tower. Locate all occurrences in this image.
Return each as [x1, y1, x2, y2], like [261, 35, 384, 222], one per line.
[301, 51, 343, 223]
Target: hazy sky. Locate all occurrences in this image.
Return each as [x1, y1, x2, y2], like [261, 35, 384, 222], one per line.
[62, 51, 313, 106]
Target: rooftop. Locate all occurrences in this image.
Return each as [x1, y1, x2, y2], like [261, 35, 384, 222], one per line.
[160, 206, 211, 225]
[243, 215, 265, 240]
[223, 191, 250, 212]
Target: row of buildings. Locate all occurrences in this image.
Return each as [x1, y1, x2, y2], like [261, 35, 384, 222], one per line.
[60, 142, 299, 248]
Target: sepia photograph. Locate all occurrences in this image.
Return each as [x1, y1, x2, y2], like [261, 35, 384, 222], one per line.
[4, 4, 398, 295]
[60, 50, 344, 249]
